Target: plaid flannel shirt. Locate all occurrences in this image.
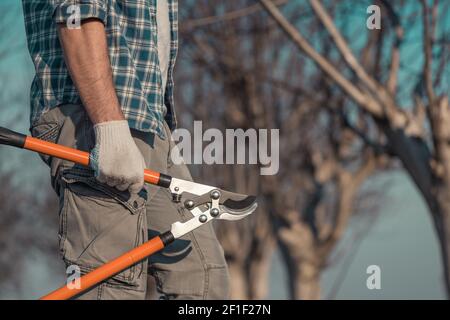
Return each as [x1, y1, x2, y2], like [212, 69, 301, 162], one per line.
[22, 0, 178, 138]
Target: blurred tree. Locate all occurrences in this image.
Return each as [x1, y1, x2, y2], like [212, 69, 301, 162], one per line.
[176, 0, 386, 299]
[259, 0, 450, 297]
[0, 0, 59, 297]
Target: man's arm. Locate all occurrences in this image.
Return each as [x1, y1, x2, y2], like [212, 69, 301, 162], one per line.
[57, 19, 123, 123]
[57, 19, 145, 193]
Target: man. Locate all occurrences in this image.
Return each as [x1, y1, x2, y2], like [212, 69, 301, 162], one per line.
[22, 0, 229, 300]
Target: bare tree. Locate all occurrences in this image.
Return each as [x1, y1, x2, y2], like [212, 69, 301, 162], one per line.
[259, 0, 450, 297]
[177, 0, 386, 299]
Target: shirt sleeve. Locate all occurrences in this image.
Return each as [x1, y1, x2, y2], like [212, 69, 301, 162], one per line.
[52, 0, 107, 25]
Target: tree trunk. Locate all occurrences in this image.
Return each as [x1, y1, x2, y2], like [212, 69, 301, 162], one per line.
[248, 244, 275, 299]
[295, 262, 321, 300]
[384, 125, 450, 297]
[228, 261, 249, 299]
[277, 227, 322, 300]
[280, 243, 321, 300]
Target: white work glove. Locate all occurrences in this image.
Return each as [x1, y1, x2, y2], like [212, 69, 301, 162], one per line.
[89, 120, 145, 194]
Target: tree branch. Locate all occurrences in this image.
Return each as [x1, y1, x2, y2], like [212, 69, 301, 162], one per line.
[421, 0, 436, 102]
[308, 0, 381, 96]
[319, 150, 377, 257]
[258, 0, 383, 117]
[181, 0, 288, 30]
[379, 0, 404, 94]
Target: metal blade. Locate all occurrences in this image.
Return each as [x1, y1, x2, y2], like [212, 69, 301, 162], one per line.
[218, 202, 257, 221]
[222, 195, 257, 212]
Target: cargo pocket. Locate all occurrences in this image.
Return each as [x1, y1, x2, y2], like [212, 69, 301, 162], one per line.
[30, 121, 61, 165]
[58, 167, 148, 291]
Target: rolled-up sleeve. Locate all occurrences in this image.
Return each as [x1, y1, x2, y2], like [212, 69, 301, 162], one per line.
[52, 0, 107, 25]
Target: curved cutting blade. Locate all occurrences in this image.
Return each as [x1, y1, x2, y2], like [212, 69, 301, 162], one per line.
[222, 195, 257, 212]
[217, 191, 257, 220]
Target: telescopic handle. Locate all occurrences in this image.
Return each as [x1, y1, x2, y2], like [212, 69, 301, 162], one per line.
[0, 126, 172, 188]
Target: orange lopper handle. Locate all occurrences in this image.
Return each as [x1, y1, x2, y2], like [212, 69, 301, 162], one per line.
[1, 126, 177, 299]
[40, 234, 171, 300]
[0, 126, 172, 188]
[24, 137, 169, 186]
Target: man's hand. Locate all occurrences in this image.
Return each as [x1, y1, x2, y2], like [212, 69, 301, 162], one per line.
[57, 19, 145, 193]
[90, 121, 145, 193]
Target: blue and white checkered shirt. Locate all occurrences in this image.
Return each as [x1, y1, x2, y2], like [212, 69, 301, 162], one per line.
[22, 0, 178, 138]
